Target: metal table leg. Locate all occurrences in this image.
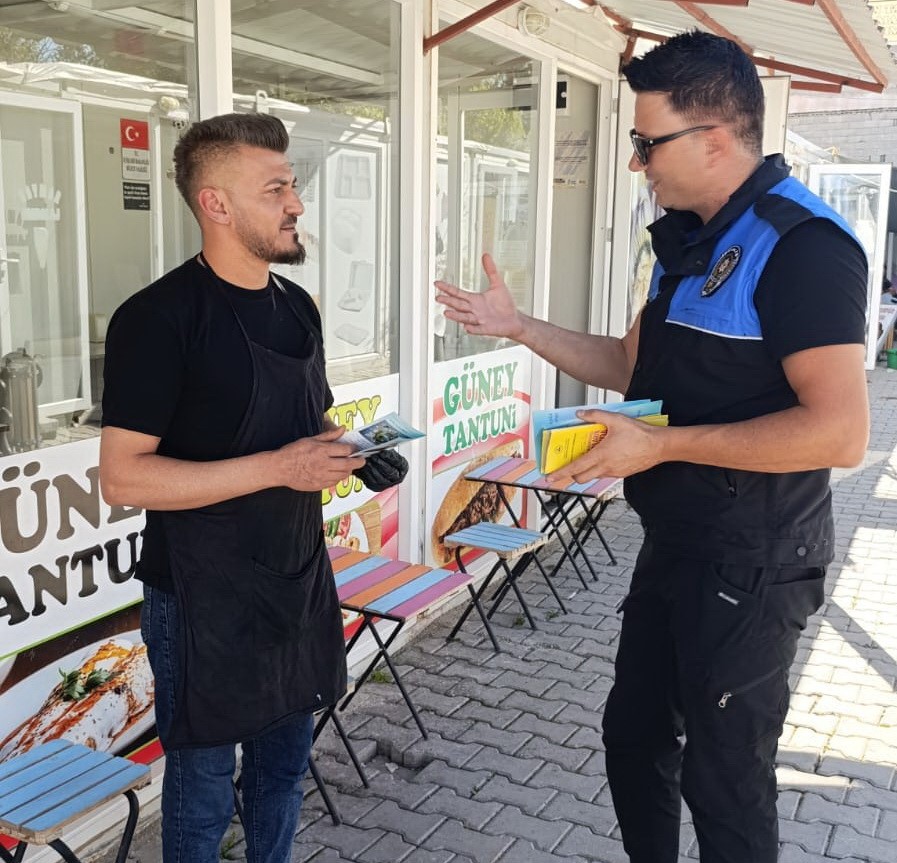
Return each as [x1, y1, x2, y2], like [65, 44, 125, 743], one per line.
[447, 551, 503, 652]
[536, 491, 594, 586]
[339, 614, 427, 739]
[0, 842, 27, 863]
[307, 756, 341, 826]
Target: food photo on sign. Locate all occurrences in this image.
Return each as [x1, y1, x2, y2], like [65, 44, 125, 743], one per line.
[430, 437, 523, 567]
[0, 604, 155, 763]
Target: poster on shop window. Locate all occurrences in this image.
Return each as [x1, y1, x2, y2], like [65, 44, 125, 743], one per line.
[271, 131, 386, 362]
[427, 345, 532, 569]
[324, 374, 401, 560]
[0, 438, 153, 766]
[0, 375, 400, 766]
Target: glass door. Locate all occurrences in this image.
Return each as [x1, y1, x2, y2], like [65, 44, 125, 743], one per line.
[427, 29, 544, 567]
[808, 163, 892, 370]
[0, 92, 89, 420]
[435, 80, 538, 361]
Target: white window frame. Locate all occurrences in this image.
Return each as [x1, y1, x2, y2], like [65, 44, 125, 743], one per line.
[809, 162, 893, 371]
[0, 90, 90, 418]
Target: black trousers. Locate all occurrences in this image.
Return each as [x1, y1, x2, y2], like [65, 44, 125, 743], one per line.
[602, 538, 826, 863]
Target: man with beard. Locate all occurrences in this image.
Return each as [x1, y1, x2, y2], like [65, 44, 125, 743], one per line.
[100, 113, 378, 863]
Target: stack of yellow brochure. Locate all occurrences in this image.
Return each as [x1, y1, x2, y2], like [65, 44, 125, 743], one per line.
[540, 414, 668, 473]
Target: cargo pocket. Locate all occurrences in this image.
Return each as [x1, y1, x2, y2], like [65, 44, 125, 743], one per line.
[251, 559, 314, 648]
[762, 567, 826, 643]
[707, 662, 789, 748]
[691, 562, 764, 658]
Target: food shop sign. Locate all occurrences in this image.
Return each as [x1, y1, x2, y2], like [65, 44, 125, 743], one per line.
[0, 439, 144, 658]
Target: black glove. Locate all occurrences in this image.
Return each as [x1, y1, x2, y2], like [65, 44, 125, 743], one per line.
[354, 448, 409, 492]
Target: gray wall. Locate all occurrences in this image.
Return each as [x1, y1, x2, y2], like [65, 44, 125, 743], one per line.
[788, 87, 897, 165]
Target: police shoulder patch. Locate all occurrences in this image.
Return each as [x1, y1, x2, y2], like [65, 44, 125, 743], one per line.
[701, 245, 742, 297]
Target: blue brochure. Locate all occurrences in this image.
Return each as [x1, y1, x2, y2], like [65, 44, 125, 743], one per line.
[531, 399, 663, 472]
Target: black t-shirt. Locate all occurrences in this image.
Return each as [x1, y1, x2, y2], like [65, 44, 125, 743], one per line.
[102, 257, 334, 591]
[753, 219, 867, 358]
[102, 257, 333, 461]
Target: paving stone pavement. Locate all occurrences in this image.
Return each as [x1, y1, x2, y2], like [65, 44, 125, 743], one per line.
[101, 364, 897, 863]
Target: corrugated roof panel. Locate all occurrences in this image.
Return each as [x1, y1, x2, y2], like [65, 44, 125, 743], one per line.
[604, 0, 897, 88]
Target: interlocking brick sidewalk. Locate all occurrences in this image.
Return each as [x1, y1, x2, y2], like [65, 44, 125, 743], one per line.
[104, 365, 897, 863]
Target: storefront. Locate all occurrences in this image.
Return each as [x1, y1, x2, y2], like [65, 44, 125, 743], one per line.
[0, 0, 622, 808]
[0, 0, 892, 854]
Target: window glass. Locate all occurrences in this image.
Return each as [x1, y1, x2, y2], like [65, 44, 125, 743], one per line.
[435, 29, 539, 362]
[231, 0, 400, 387]
[0, 1, 197, 453]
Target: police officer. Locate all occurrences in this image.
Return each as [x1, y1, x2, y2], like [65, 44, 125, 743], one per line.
[435, 31, 869, 863]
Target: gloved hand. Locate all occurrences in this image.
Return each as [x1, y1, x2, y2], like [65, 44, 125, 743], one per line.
[353, 448, 409, 492]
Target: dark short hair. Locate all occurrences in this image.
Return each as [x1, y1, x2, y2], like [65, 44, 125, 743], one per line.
[622, 31, 764, 156]
[173, 112, 289, 213]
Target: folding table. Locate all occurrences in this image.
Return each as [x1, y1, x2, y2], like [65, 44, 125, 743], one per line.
[442, 521, 552, 651]
[463, 455, 623, 589]
[236, 548, 475, 827]
[0, 739, 150, 863]
[327, 546, 474, 739]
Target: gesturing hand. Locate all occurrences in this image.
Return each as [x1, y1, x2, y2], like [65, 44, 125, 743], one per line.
[277, 428, 366, 492]
[435, 253, 525, 340]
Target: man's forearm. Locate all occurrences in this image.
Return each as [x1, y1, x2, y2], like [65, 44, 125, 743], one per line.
[516, 314, 634, 395]
[660, 405, 868, 472]
[101, 449, 278, 511]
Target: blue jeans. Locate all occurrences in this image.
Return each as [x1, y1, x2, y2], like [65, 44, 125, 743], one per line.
[141, 585, 314, 863]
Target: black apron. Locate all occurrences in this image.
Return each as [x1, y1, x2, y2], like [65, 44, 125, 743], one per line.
[160, 263, 347, 749]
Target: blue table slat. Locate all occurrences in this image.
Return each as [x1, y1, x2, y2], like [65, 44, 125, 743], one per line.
[451, 523, 543, 544]
[455, 535, 521, 552]
[515, 467, 545, 487]
[446, 523, 544, 553]
[0, 740, 149, 846]
[333, 554, 393, 588]
[0, 748, 97, 818]
[0, 738, 70, 785]
[364, 567, 457, 615]
[0, 744, 91, 804]
[26, 762, 148, 834]
[565, 480, 595, 494]
[3, 756, 130, 827]
[459, 521, 534, 537]
[445, 527, 515, 550]
[7, 760, 147, 833]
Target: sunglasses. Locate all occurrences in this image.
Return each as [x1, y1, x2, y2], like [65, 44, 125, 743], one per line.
[629, 125, 717, 165]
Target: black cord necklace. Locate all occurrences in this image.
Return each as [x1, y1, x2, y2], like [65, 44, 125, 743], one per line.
[197, 252, 277, 309]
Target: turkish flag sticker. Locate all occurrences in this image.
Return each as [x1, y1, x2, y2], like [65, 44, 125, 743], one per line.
[120, 119, 149, 150]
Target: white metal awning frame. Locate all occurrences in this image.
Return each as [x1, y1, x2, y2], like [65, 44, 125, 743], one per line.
[424, 0, 897, 93]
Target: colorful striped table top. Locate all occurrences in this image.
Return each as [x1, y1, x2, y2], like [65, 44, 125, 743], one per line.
[327, 546, 472, 620]
[463, 456, 623, 499]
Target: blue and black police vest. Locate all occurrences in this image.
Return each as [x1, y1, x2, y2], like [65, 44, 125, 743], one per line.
[625, 176, 862, 567]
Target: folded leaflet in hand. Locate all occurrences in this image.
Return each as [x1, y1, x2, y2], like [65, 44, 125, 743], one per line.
[533, 399, 667, 473]
[339, 412, 424, 456]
